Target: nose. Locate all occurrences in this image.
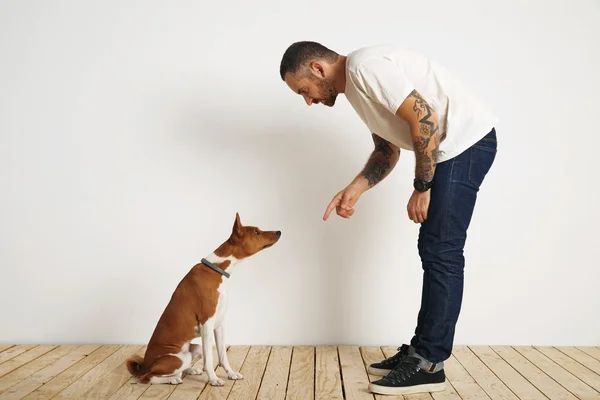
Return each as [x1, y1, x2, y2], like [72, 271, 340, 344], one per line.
[275, 231, 281, 237]
[303, 94, 313, 106]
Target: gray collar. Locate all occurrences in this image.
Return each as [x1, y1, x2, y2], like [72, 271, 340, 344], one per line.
[201, 258, 230, 278]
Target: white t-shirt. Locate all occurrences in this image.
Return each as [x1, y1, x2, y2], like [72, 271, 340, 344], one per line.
[344, 45, 498, 162]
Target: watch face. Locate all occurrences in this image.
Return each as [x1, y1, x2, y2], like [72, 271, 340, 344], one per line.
[414, 178, 431, 192]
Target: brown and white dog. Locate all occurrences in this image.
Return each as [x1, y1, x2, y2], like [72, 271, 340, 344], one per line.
[125, 213, 281, 385]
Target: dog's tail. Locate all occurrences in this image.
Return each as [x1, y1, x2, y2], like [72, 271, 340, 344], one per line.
[125, 355, 146, 377]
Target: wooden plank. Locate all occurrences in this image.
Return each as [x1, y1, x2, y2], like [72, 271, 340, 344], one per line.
[491, 346, 578, 400]
[577, 348, 600, 363]
[361, 346, 404, 400]
[197, 345, 250, 400]
[106, 378, 149, 400]
[536, 347, 600, 393]
[167, 345, 219, 400]
[135, 382, 176, 400]
[0, 346, 76, 395]
[286, 346, 314, 400]
[20, 344, 120, 400]
[430, 382, 464, 400]
[380, 346, 438, 400]
[315, 346, 343, 400]
[0, 346, 57, 379]
[0, 345, 100, 400]
[0, 347, 14, 355]
[470, 346, 546, 400]
[227, 345, 271, 400]
[513, 346, 600, 400]
[0, 346, 38, 366]
[339, 346, 374, 400]
[558, 348, 600, 376]
[79, 345, 147, 400]
[51, 344, 141, 399]
[444, 353, 492, 400]
[256, 345, 292, 400]
[454, 346, 524, 400]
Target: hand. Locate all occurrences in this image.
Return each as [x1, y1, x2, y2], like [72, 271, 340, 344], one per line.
[407, 189, 431, 223]
[323, 184, 364, 221]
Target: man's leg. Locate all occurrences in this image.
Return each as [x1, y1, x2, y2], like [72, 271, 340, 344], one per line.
[412, 128, 497, 367]
[369, 128, 497, 395]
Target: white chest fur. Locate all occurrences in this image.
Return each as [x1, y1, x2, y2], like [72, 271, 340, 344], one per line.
[197, 253, 240, 332]
[190, 252, 244, 386]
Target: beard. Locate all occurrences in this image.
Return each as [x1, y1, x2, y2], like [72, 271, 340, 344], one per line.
[314, 77, 338, 106]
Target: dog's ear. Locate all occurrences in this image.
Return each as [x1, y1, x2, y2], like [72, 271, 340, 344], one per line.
[232, 212, 243, 238]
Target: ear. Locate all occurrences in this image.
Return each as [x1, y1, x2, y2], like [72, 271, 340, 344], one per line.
[232, 212, 243, 237]
[310, 61, 325, 77]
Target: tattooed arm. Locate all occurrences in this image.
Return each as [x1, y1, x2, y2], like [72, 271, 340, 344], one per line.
[395, 89, 442, 223]
[351, 133, 400, 191]
[396, 89, 441, 182]
[322, 134, 399, 221]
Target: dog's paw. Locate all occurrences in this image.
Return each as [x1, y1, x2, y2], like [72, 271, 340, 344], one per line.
[227, 371, 244, 380]
[169, 377, 183, 385]
[209, 377, 225, 386]
[183, 367, 202, 375]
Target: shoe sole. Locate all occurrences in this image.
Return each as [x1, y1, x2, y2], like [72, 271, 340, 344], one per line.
[367, 366, 393, 376]
[368, 381, 446, 395]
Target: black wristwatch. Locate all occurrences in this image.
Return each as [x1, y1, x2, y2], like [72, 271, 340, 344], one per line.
[413, 177, 433, 192]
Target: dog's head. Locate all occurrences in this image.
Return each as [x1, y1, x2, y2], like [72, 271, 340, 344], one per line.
[228, 213, 281, 258]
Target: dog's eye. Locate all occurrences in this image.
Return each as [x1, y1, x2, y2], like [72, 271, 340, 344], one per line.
[255, 229, 260, 235]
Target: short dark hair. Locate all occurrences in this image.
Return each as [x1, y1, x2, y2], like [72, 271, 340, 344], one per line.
[279, 41, 339, 80]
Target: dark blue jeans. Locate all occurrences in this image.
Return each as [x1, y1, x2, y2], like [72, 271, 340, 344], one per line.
[410, 128, 497, 364]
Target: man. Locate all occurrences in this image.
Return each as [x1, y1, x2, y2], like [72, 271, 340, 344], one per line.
[279, 42, 498, 396]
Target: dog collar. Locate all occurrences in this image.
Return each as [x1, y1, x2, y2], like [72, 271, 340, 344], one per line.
[201, 258, 230, 278]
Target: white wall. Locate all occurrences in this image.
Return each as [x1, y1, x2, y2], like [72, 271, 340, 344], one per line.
[1, 0, 599, 347]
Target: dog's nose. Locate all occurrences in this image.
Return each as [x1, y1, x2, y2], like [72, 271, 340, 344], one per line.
[275, 231, 281, 236]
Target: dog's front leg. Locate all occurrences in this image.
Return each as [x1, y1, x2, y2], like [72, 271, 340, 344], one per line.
[201, 321, 224, 386]
[214, 323, 243, 380]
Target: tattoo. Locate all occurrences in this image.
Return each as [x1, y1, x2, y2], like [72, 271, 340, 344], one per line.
[361, 134, 396, 187]
[408, 90, 440, 182]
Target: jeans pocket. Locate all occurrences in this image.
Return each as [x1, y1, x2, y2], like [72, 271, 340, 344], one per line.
[468, 146, 496, 188]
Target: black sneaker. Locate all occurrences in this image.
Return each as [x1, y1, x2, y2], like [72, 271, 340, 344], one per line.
[368, 344, 412, 376]
[368, 355, 446, 395]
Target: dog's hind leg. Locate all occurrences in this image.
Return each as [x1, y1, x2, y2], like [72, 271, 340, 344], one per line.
[146, 355, 185, 384]
[182, 343, 203, 375]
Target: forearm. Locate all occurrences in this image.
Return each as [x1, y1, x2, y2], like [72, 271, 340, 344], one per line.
[412, 118, 439, 182]
[409, 90, 440, 182]
[352, 134, 399, 191]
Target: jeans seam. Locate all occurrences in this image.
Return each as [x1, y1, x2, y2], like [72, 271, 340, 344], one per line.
[471, 145, 497, 153]
[439, 156, 456, 321]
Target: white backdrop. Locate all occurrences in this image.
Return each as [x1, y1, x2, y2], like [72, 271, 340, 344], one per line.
[1, 0, 599, 347]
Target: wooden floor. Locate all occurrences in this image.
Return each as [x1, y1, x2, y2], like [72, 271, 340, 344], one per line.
[0, 345, 599, 399]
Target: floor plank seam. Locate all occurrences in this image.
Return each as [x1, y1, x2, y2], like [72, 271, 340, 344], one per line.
[357, 346, 377, 400]
[529, 346, 600, 396]
[485, 346, 550, 400]
[576, 347, 600, 363]
[471, 345, 545, 400]
[0, 346, 58, 380]
[451, 347, 504, 400]
[254, 346, 272, 400]
[283, 346, 294, 400]
[313, 346, 317, 400]
[507, 345, 586, 400]
[553, 346, 600, 378]
[336, 346, 346, 400]
[48, 344, 123, 400]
